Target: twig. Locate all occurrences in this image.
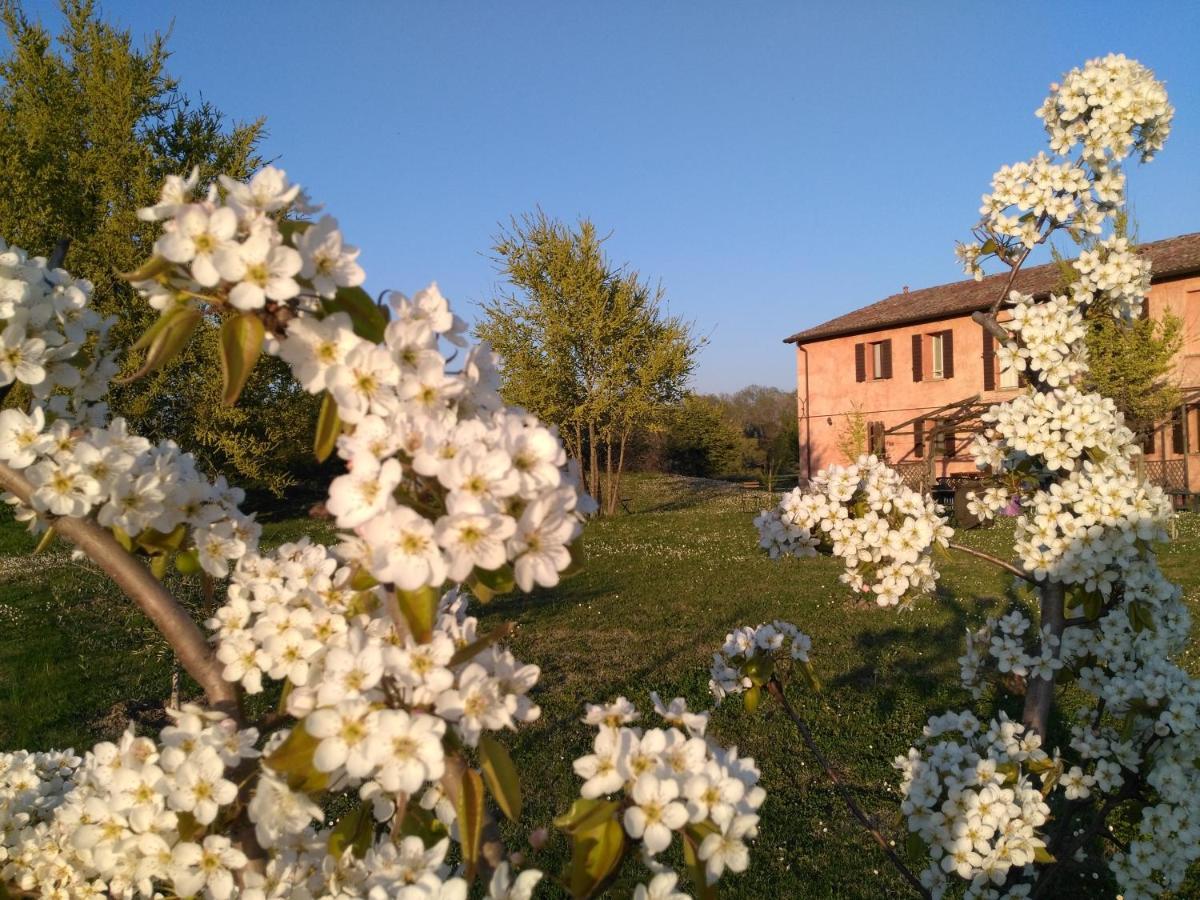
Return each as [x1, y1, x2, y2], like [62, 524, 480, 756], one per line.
[0, 461, 239, 720]
[946, 541, 1033, 583]
[766, 677, 932, 900]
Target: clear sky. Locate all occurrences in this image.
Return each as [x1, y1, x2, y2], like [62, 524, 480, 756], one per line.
[18, 1, 1200, 392]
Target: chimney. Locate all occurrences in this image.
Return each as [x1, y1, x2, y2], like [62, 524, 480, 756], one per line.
[902, 285, 910, 294]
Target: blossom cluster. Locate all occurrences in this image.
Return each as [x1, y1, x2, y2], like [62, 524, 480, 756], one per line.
[958, 55, 1173, 282]
[1070, 235, 1152, 322]
[708, 620, 811, 703]
[755, 454, 951, 607]
[137, 167, 363, 312]
[0, 238, 119, 426]
[1, 708, 260, 898]
[0, 409, 258, 576]
[894, 711, 1052, 899]
[1036, 53, 1173, 165]
[993, 291, 1087, 388]
[978, 153, 1107, 249]
[573, 695, 764, 889]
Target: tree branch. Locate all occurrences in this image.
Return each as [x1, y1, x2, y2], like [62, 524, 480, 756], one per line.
[766, 677, 932, 900]
[946, 541, 1034, 583]
[0, 461, 239, 719]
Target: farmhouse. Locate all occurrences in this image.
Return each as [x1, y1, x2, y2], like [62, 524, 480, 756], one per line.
[785, 232, 1200, 496]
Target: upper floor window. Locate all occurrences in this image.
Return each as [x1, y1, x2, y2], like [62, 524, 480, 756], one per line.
[930, 332, 946, 379]
[982, 325, 1021, 390]
[854, 339, 892, 382]
[911, 330, 954, 382]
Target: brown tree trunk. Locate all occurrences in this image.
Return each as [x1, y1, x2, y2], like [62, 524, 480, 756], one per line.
[604, 437, 615, 515]
[587, 420, 600, 504]
[612, 428, 629, 514]
[1022, 580, 1065, 740]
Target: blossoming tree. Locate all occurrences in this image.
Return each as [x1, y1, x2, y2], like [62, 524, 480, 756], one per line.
[749, 54, 1198, 898]
[0, 173, 765, 895]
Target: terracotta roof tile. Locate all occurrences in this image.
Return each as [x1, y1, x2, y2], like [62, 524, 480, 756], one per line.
[784, 231, 1200, 344]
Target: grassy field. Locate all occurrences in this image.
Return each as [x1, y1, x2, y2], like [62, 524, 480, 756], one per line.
[2, 474, 1199, 897]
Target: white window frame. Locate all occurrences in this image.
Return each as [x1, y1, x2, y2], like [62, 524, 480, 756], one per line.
[930, 333, 944, 379]
[998, 363, 1019, 389]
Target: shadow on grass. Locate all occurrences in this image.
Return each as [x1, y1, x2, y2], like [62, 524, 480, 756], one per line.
[828, 587, 1001, 720]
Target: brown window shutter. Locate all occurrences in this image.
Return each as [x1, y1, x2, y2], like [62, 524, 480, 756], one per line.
[1140, 297, 1149, 320]
[913, 417, 925, 458]
[868, 420, 886, 456]
[911, 334, 923, 382]
[1141, 430, 1155, 454]
[982, 328, 995, 391]
[945, 430, 956, 457]
[942, 329, 955, 379]
[855, 343, 866, 382]
[1172, 409, 1185, 454]
[880, 340, 893, 379]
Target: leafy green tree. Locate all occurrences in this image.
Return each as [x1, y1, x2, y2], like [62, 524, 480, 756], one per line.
[1052, 216, 1182, 443]
[479, 211, 699, 514]
[716, 385, 799, 489]
[0, 0, 320, 497]
[664, 394, 752, 478]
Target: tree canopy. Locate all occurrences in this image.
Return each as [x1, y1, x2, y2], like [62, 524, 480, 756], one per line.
[478, 211, 699, 514]
[0, 0, 321, 498]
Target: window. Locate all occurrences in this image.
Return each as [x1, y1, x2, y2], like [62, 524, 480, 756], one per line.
[913, 330, 953, 381]
[930, 333, 945, 379]
[982, 325, 1020, 390]
[855, 339, 892, 381]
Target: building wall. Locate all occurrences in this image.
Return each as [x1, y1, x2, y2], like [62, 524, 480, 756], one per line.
[794, 273, 1200, 488]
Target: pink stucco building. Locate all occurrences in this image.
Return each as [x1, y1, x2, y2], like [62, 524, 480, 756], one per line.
[785, 232, 1200, 496]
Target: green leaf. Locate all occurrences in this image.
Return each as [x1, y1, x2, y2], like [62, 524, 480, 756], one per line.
[263, 720, 331, 793]
[1033, 846, 1056, 864]
[905, 832, 928, 865]
[396, 803, 445, 844]
[478, 734, 522, 822]
[449, 622, 515, 667]
[469, 564, 516, 603]
[325, 285, 389, 342]
[394, 586, 439, 643]
[455, 767, 486, 880]
[175, 810, 200, 843]
[33, 525, 56, 555]
[136, 524, 187, 553]
[131, 302, 188, 351]
[328, 799, 375, 860]
[174, 548, 201, 575]
[219, 312, 265, 406]
[313, 391, 341, 463]
[348, 566, 378, 591]
[112, 527, 134, 552]
[682, 827, 718, 900]
[568, 816, 625, 899]
[743, 684, 761, 713]
[117, 306, 201, 383]
[553, 798, 621, 835]
[980, 238, 999, 255]
[278, 218, 312, 241]
[149, 553, 168, 580]
[118, 254, 174, 283]
[798, 659, 823, 695]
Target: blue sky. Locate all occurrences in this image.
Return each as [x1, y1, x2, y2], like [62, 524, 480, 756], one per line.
[20, 1, 1200, 392]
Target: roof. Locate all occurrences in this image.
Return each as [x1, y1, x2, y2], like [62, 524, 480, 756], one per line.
[784, 231, 1200, 344]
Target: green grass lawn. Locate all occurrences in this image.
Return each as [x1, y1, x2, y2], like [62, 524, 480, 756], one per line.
[2, 474, 1198, 897]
